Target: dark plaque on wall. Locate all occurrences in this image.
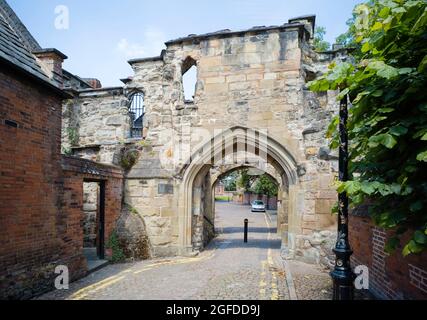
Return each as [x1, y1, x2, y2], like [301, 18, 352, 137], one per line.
[158, 184, 174, 195]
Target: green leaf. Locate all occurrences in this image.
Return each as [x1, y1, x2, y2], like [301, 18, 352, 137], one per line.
[408, 240, 424, 254]
[402, 243, 411, 256]
[416, 151, 427, 162]
[326, 116, 339, 138]
[413, 128, 427, 139]
[361, 181, 376, 195]
[378, 184, 393, 196]
[368, 134, 397, 149]
[378, 108, 394, 113]
[398, 68, 413, 75]
[352, 91, 369, 104]
[336, 88, 350, 101]
[414, 231, 427, 245]
[372, 90, 383, 97]
[361, 42, 371, 53]
[410, 201, 423, 212]
[390, 125, 408, 136]
[345, 181, 362, 195]
[392, 7, 407, 14]
[372, 22, 383, 31]
[390, 183, 402, 195]
[367, 61, 399, 79]
[411, 7, 427, 33]
[336, 182, 346, 194]
[418, 55, 427, 73]
[379, 7, 390, 18]
[377, 66, 399, 79]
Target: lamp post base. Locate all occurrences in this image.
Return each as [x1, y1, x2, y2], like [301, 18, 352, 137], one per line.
[331, 269, 355, 300]
[331, 247, 355, 300]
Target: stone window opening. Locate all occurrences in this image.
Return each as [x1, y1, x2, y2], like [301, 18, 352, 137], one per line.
[182, 57, 198, 104]
[128, 92, 145, 138]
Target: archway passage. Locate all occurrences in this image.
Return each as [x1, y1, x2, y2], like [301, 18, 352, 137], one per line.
[178, 127, 299, 254]
[212, 166, 281, 248]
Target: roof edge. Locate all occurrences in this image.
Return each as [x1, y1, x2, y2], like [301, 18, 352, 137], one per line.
[0, 0, 41, 51]
[128, 50, 166, 65]
[0, 55, 71, 98]
[33, 48, 68, 60]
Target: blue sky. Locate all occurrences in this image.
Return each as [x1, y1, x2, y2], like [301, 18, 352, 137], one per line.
[9, 0, 361, 87]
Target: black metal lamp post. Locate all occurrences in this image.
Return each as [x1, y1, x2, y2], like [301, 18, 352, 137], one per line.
[330, 95, 355, 300]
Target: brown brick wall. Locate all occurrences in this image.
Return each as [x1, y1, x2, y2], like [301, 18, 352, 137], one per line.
[349, 214, 427, 300]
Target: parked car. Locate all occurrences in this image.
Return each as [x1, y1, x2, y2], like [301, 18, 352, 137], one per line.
[251, 200, 266, 212]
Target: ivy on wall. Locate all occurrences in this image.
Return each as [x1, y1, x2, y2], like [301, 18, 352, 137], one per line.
[309, 0, 427, 255]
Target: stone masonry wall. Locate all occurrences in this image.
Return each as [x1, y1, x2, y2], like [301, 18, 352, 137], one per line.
[123, 23, 342, 258]
[62, 19, 345, 261]
[62, 88, 130, 164]
[83, 182, 99, 248]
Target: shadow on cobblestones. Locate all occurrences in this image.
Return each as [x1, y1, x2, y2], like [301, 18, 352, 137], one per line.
[212, 238, 282, 250]
[220, 227, 276, 234]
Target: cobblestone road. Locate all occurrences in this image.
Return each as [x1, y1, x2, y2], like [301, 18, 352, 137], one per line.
[38, 203, 290, 300]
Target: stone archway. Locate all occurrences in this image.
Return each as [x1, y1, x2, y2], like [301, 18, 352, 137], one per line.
[176, 126, 300, 255]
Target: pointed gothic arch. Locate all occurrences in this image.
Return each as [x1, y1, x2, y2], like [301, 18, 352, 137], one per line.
[176, 126, 301, 253]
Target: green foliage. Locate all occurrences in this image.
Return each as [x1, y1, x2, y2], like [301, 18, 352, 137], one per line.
[215, 195, 231, 201]
[237, 169, 255, 192]
[129, 206, 139, 215]
[119, 147, 140, 171]
[251, 175, 278, 198]
[224, 179, 237, 192]
[61, 146, 72, 156]
[313, 26, 331, 52]
[106, 231, 125, 263]
[221, 171, 238, 192]
[309, 0, 427, 256]
[67, 127, 79, 146]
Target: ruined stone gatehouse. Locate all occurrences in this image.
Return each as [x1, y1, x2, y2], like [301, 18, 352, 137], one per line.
[63, 15, 350, 265]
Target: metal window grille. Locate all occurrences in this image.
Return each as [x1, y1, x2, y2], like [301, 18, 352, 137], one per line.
[129, 92, 144, 138]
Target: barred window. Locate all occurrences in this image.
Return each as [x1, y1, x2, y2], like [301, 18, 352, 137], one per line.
[129, 92, 144, 138]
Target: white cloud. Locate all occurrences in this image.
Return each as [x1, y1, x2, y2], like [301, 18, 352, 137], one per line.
[116, 28, 166, 59]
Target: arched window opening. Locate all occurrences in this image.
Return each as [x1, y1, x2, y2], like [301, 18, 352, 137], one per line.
[129, 92, 145, 138]
[182, 57, 197, 103]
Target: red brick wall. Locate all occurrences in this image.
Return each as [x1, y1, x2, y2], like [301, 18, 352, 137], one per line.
[61, 156, 124, 264]
[0, 67, 124, 299]
[0, 67, 65, 299]
[349, 214, 427, 300]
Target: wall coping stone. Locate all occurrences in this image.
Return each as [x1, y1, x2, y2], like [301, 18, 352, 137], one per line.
[61, 155, 123, 179]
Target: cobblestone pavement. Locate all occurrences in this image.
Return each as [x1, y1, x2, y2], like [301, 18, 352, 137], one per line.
[288, 258, 374, 300]
[37, 203, 290, 300]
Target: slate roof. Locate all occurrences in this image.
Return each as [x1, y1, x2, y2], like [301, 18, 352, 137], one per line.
[0, 0, 52, 83]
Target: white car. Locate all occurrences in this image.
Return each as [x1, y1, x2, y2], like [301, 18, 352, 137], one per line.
[251, 200, 266, 212]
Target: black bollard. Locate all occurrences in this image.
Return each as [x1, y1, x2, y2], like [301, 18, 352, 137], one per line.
[244, 219, 248, 243]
